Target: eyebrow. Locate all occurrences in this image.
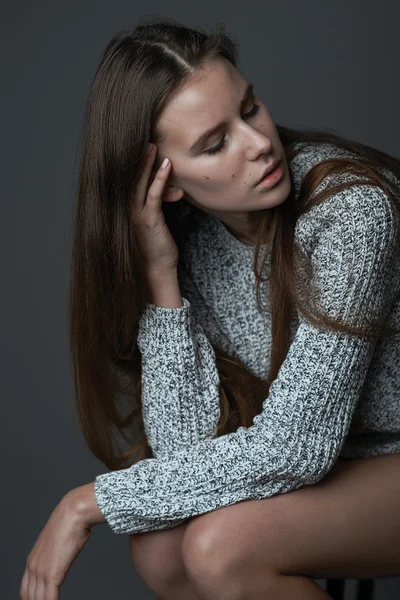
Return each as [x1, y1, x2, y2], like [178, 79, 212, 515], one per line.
[189, 83, 254, 154]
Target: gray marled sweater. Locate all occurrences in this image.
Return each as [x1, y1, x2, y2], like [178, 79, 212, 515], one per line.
[94, 142, 400, 535]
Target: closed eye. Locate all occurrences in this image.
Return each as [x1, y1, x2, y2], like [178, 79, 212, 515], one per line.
[203, 103, 261, 156]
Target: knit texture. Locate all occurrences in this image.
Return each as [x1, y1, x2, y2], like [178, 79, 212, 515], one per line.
[94, 142, 400, 535]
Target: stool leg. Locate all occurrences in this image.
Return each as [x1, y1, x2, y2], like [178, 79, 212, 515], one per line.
[357, 578, 374, 600]
[325, 578, 345, 600]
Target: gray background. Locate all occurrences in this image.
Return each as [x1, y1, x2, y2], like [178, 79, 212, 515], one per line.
[2, 1, 399, 599]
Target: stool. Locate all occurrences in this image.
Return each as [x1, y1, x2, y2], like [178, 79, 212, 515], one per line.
[325, 578, 374, 599]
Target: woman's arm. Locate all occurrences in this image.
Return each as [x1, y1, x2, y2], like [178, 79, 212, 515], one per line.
[137, 265, 221, 459]
[144, 268, 183, 308]
[67, 482, 106, 527]
[93, 183, 400, 536]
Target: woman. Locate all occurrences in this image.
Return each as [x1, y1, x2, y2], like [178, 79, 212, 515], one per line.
[21, 17, 400, 600]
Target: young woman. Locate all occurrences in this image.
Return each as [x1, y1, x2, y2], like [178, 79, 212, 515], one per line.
[21, 17, 400, 600]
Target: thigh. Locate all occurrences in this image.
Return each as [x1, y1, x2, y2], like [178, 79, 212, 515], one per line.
[271, 453, 400, 579]
[182, 453, 400, 582]
[129, 520, 190, 590]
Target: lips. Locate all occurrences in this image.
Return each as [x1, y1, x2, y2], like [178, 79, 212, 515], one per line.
[255, 159, 281, 186]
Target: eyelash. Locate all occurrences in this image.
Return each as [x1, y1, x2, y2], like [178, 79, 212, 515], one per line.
[203, 102, 261, 156]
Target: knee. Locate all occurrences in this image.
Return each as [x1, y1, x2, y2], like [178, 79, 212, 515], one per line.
[181, 500, 289, 589]
[181, 516, 243, 589]
[129, 525, 188, 593]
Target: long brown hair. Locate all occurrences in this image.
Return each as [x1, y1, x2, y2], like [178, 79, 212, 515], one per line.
[69, 17, 400, 470]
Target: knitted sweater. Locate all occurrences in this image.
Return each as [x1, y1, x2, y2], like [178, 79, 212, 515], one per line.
[94, 141, 400, 535]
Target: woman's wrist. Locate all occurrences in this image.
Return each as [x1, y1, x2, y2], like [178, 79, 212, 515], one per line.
[65, 481, 107, 527]
[144, 268, 183, 307]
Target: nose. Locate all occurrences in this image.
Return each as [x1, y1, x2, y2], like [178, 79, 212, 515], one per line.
[243, 123, 273, 159]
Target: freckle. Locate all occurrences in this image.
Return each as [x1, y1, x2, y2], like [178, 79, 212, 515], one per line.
[230, 171, 237, 179]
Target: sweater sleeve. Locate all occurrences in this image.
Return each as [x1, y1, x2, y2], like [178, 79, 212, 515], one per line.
[136, 292, 221, 459]
[94, 184, 400, 535]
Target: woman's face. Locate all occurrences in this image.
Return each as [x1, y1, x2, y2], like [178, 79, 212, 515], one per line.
[155, 56, 292, 245]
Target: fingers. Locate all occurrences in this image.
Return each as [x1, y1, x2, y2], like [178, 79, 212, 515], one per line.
[20, 566, 59, 600]
[34, 578, 45, 599]
[20, 567, 29, 598]
[42, 581, 59, 600]
[133, 143, 156, 211]
[133, 143, 171, 214]
[20, 565, 36, 599]
[145, 155, 171, 217]
[27, 569, 36, 599]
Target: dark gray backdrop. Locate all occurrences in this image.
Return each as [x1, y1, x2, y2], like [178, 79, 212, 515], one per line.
[2, 1, 399, 599]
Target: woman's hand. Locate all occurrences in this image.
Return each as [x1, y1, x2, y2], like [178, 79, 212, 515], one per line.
[20, 492, 92, 600]
[131, 143, 179, 272]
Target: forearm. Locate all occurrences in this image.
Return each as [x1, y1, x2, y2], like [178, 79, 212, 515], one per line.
[144, 268, 183, 308]
[66, 482, 107, 527]
[138, 268, 221, 458]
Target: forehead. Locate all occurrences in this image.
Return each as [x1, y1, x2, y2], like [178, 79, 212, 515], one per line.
[157, 59, 246, 147]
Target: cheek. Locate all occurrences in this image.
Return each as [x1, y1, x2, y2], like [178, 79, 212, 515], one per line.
[203, 165, 252, 192]
[191, 166, 230, 190]
[206, 159, 242, 184]
[179, 157, 245, 193]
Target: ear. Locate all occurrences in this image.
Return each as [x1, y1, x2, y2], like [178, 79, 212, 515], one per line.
[161, 184, 185, 203]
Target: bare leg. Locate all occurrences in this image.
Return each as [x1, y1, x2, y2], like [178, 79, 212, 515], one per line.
[154, 577, 203, 600]
[181, 454, 400, 599]
[185, 568, 331, 600]
[129, 522, 202, 600]
[245, 573, 331, 600]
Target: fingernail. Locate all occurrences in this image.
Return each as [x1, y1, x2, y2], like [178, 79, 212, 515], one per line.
[146, 143, 153, 154]
[161, 157, 170, 169]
